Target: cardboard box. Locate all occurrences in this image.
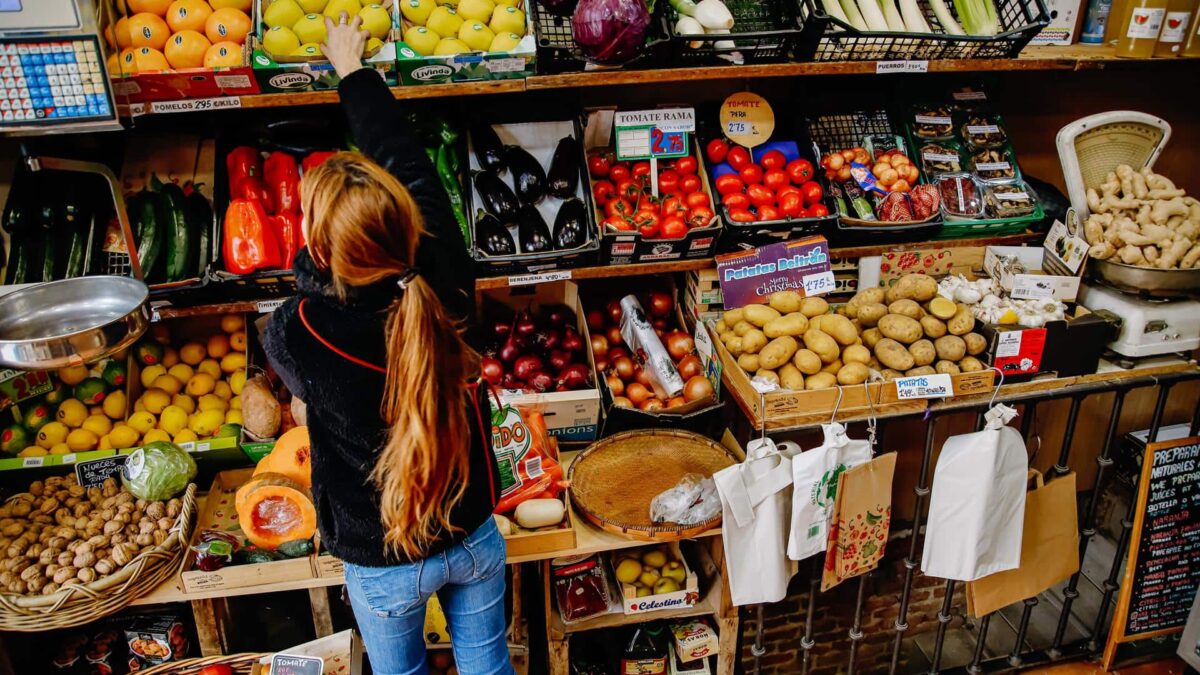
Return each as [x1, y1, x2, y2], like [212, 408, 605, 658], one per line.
[978, 308, 1114, 378]
[670, 620, 719, 663]
[252, 630, 364, 675]
[312, 535, 345, 578]
[612, 541, 700, 616]
[394, 3, 536, 85]
[984, 246, 1081, 302]
[503, 497, 577, 559]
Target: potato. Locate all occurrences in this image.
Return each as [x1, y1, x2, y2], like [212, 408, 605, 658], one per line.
[959, 356, 985, 372]
[928, 296, 958, 320]
[715, 319, 728, 334]
[919, 315, 947, 339]
[880, 368, 903, 381]
[906, 366, 937, 377]
[758, 336, 799, 370]
[894, 274, 938, 302]
[779, 363, 805, 391]
[862, 327, 883, 350]
[874, 338, 916, 371]
[888, 299, 924, 320]
[842, 344, 872, 365]
[764, 313, 809, 339]
[805, 372, 837, 390]
[744, 304, 782, 327]
[851, 288, 886, 306]
[800, 296, 830, 318]
[837, 362, 869, 385]
[792, 349, 822, 375]
[964, 333, 987, 356]
[947, 304, 975, 336]
[935, 360, 961, 375]
[742, 329, 768, 355]
[733, 321, 754, 337]
[856, 303, 888, 327]
[843, 301, 860, 319]
[737, 353, 761, 373]
[868, 358, 882, 371]
[821, 314, 859, 346]
[908, 339, 936, 367]
[819, 359, 843, 375]
[728, 337, 744, 356]
[723, 307, 745, 326]
[878, 314, 923, 345]
[802, 329, 841, 364]
[768, 291, 804, 315]
[807, 314, 826, 332]
[755, 369, 780, 385]
[934, 335, 967, 362]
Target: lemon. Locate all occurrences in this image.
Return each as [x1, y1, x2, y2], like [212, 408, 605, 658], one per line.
[159, 405, 189, 435]
[142, 388, 172, 415]
[291, 43, 323, 57]
[173, 429, 199, 444]
[103, 390, 127, 420]
[57, 399, 88, 428]
[230, 396, 242, 410]
[433, 37, 468, 54]
[402, 25, 439, 53]
[488, 5, 523, 35]
[207, 334, 231, 359]
[60, 439, 82, 454]
[142, 429, 171, 445]
[134, 399, 146, 413]
[179, 342, 207, 365]
[426, 6, 462, 37]
[197, 359, 222, 380]
[359, 3, 393, 36]
[399, 0, 433, 24]
[229, 369, 247, 395]
[96, 435, 112, 451]
[488, 31, 520, 51]
[19, 446, 47, 458]
[456, 0, 492, 22]
[364, 36, 384, 54]
[264, 0, 305, 28]
[172, 393, 197, 414]
[36, 421, 68, 449]
[66, 429, 99, 452]
[263, 25, 301, 55]
[109, 425, 140, 449]
[292, 13, 327, 44]
[128, 411, 158, 435]
[198, 394, 228, 413]
[161, 346, 180, 368]
[140, 364, 167, 389]
[89, 405, 104, 417]
[190, 410, 225, 437]
[57, 365, 89, 386]
[324, 0, 362, 18]
[220, 352, 246, 374]
[213, 380, 233, 401]
[296, 0, 329, 11]
[225, 409, 244, 426]
[82, 415, 113, 437]
[494, 0, 518, 7]
[436, 0, 458, 6]
[186, 373, 216, 397]
[615, 557, 642, 584]
[458, 21, 493, 50]
[151, 374, 183, 395]
[167, 364, 194, 383]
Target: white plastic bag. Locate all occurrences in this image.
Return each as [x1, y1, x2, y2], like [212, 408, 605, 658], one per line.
[787, 423, 873, 561]
[650, 473, 721, 525]
[921, 404, 1027, 581]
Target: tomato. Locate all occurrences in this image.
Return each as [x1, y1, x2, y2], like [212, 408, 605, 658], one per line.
[609, 164, 631, 184]
[661, 216, 688, 239]
[714, 174, 745, 196]
[679, 174, 702, 194]
[197, 666, 234, 675]
[688, 206, 714, 228]
[658, 169, 681, 194]
[757, 205, 782, 221]
[606, 198, 635, 219]
[587, 154, 611, 178]
[602, 215, 633, 231]
[763, 169, 789, 192]
[786, 158, 814, 184]
[739, 165, 763, 185]
[722, 192, 750, 210]
[747, 184, 775, 207]
[808, 203, 830, 217]
[728, 208, 755, 223]
[778, 192, 804, 218]
[706, 138, 729, 164]
[632, 162, 652, 182]
[674, 156, 698, 175]
[592, 180, 616, 206]
[616, 178, 641, 202]
[635, 209, 661, 238]
[799, 180, 824, 206]
[661, 196, 687, 219]
[727, 146, 752, 171]
[777, 185, 802, 204]
[684, 192, 709, 209]
[760, 150, 787, 171]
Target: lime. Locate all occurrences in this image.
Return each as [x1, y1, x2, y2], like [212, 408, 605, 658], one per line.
[22, 404, 53, 433]
[1, 425, 29, 454]
[216, 423, 242, 438]
[135, 340, 165, 366]
[101, 360, 128, 388]
[74, 377, 108, 405]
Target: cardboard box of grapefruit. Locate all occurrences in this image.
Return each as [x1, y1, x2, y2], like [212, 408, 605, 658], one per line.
[100, 0, 260, 104]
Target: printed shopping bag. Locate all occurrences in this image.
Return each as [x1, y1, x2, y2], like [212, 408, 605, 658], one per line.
[788, 423, 872, 561]
[966, 471, 1080, 617]
[821, 452, 897, 591]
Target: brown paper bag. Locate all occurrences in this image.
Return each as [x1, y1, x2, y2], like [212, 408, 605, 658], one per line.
[966, 471, 1080, 617]
[822, 453, 897, 591]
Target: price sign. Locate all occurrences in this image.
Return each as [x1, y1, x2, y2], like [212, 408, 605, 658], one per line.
[75, 456, 127, 488]
[876, 60, 929, 73]
[130, 96, 243, 116]
[893, 374, 953, 400]
[715, 236, 833, 309]
[507, 270, 572, 286]
[269, 654, 324, 675]
[719, 92, 775, 148]
[613, 108, 695, 161]
[0, 369, 53, 411]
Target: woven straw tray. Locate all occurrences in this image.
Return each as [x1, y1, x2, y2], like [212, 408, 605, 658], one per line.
[140, 653, 267, 675]
[568, 430, 737, 541]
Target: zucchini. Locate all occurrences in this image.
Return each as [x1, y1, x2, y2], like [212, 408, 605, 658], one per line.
[185, 191, 213, 278]
[3, 232, 32, 285]
[130, 190, 162, 282]
[275, 539, 315, 558]
[235, 546, 282, 564]
[36, 227, 57, 283]
[159, 183, 192, 282]
[61, 217, 88, 279]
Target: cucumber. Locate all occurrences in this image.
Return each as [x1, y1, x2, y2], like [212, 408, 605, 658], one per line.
[130, 190, 162, 282]
[3, 232, 32, 285]
[185, 190, 213, 278]
[61, 217, 88, 279]
[58, 182, 89, 279]
[275, 539, 315, 558]
[36, 228, 57, 283]
[159, 183, 192, 282]
[235, 547, 282, 564]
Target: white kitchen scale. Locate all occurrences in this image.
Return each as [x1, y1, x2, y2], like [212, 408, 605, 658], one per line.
[1077, 282, 1200, 359]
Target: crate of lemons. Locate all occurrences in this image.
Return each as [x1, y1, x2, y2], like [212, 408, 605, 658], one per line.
[393, 0, 534, 84]
[259, 0, 396, 61]
[0, 359, 131, 460]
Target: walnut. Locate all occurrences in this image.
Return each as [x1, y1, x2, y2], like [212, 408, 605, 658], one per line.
[135, 533, 154, 547]
[66, 540, 83, 553]
[103, 521, 123, 536]
[0, 537, 10, 549]
[75, 542, 93, 555]
[115, 512, 132, 525]
[67, 485, 84, 498]
[54, 527, 77, 540]
[138, 520, 155, 535]
[29, 513, 52, 525]
[167, 499, 182, 519]
[101, 477, 117, 494]
[100, 496, 117, 510]
[116, 502, 134, 515]
[38, 547, 60, 565]
[156, 518, 173, 532]
[6, 580, 23, 594]
[1, 524, 22, 537]
[46, 536, 66, 550]
[9, 558, 30, 574]
[0, 572, 11, 587]
[7, 546, 23, 559]
[44, 476, 63, 489]
[19, 565, 42, 582]
[54, 508, 72, 525]
[72, 551, 96, 569]
[10, 502, 31, 518]
[41, 581, 59, 595]
[115, 492, 133, 506]
[111, 543, 137, 566]
[145, 502, 166, 520]
[56, 551, 73, 567]
[0, 506, 10, 519]
[151, 531, 168, 547]
[76, 568, 96, 584]
[86, 487, 102, 503]
[26, 576, 46, 593]
[86, 535, 108, 548]
[95, 558, 115, 576]
[64, 498, 81, 509]
[44, 563, 58, 577]
[52, 567, 76, 585]
[28, 481, 44, 497]
[25, 543, 42, 559]
[109, 533, 127, 545]
[72, 502, 90, 517]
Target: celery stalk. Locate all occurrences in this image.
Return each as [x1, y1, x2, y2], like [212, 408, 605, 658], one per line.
[952, 0, 998, 34]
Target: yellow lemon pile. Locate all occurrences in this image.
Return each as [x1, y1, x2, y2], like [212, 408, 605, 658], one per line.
[398, 0, 524, 56]
[262, 0, 392, 58]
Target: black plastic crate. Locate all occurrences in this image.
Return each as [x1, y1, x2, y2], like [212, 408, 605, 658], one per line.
[663, 0, 804, 66]
[531, 1, 669, 73]
[794, 0, 1049, 62]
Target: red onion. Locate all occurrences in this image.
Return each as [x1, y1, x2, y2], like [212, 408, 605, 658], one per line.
[586, 310, 607, 333]
[548, 349, 572, 372]
[481, 357, 504, 386]
[561, 328, 585, 353]
[557, 363, 591, 390]
[528, 371, 554, 393]
[513, 354, 544, 382]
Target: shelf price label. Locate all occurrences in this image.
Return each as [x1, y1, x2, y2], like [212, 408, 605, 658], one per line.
[714, 235, 834, 309]
[719, 92, 775, 148]
[894, 373, 953, 400]
[876, 60, 929, 74]
[614, 107, 695, 161]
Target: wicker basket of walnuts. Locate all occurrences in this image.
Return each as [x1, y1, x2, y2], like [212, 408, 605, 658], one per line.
[0, 473, 196, 631]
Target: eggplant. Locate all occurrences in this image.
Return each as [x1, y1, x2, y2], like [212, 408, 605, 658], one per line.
[475, 211, 517, 257]
[471, 124, 506, 173]
[552, 199, 587, 250]
[473, 171, 520, 220]
[546, 137, 580, 200]
[516, 205, 553, 254]
[503, 145, 547, 205]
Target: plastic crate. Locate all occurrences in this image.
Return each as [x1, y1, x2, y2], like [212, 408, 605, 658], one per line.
[794, 0, 1050, 62]
[531, 1, 668, 73]
[663, 0, 804, 65]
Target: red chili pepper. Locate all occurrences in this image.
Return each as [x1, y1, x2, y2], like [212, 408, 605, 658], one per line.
[226, 146, 260, 195]
[301, 151, 337, 174]
[222, 199, 282, 275]
[264, 151, 300, 215]
[233, 176, 275, 214]
[272, 210, 302, 267]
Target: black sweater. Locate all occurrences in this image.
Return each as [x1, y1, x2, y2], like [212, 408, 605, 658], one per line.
[262, 69, 497, 567]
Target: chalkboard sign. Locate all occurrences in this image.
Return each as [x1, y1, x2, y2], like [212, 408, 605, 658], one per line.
[75, 456, 127, 488]
[269, 653, 324, 675]
[1104, 435, 1200, 669]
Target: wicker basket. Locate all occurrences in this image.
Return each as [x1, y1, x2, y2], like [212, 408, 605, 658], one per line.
[568, 430, 737, 541]
[139, 653, 268, 675]
[0, 483, 198, 632]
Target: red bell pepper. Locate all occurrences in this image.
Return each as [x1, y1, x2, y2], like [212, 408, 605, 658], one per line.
[222, 199, 282, 275]
[272, 210, 302, 268]
[302, 151, 337, 174]
[264, 151, 300, 214]
[226, 146, 260, 195]
[233, 176, 275, 214]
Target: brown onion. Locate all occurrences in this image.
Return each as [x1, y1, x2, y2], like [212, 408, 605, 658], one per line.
[606, 326, 623, 347]
[676, 354, 702, 381]
[606, 374, 625, 396]
[666, 396, 686, 408]
[665, 331, 695, 361]
[640, 398, 665, 412]
[612, 396, 633, 408]
[594, 358, 608, 372]
[605, 299, 623, 325]
[625, 382, 651, 405]
[612, 356, 634, 381]
[590, 334, 609, 358]
[635, 366, 654, 388]
[683, 375, 714, 403]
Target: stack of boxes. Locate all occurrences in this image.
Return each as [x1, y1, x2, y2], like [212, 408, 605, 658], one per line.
[684, 269, 723, 326]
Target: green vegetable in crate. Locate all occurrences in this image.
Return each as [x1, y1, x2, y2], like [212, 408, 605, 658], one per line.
[156, 178, 194, 283]
[185, 185, 214, 278]
[275, 539, 315, 558]
[435, 145, 469, 244]
[128, 190, 163, 282]
[122, 440, 197, 501]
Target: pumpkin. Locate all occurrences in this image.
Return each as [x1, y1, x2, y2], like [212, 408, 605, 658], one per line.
[253, 426, 312, 488]
[235, 472, 317, 550]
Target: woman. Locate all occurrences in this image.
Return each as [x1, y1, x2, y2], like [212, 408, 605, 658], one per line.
[263, 14, 511, 675]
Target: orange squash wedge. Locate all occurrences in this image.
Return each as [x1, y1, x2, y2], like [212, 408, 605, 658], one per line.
[253, 425, 312, 489]
[235, 472, 317, 550]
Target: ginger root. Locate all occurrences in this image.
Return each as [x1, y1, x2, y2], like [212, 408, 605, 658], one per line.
[1086, 165, 1195, 269]
[1183, 244, 1200, 269]
[1119, 245, 1147, 265]
[1157, 237, 1192, 269]
[1152, 197, 1189, 224]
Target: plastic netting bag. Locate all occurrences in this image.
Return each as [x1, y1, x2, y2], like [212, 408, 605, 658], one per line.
[650, 473, 721, 525]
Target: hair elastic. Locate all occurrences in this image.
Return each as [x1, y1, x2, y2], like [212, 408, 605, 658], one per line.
[396, 267, 421, 292]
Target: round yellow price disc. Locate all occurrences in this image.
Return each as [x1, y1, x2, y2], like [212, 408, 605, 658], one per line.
[719, 92, 775, 148]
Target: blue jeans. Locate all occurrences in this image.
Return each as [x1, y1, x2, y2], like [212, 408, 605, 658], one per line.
[344, 519, 514, 675]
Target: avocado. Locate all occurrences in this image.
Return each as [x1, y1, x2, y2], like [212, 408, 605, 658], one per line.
[101, 360, 127, 388]
[21, 405, 52, 433]
[73, 378, 108, 405]
[0, 425, 29, 454]
[135, 340, 165, 367]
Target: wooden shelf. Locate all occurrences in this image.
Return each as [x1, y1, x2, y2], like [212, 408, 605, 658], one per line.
[550, 573, 722, 635]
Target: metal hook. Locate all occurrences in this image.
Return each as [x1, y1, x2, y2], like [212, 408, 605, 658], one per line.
[830, 386, 844, 425]
[863, 381, 879, 450]
[989, 367, 1006, 409]
[759, 390, 768, 443]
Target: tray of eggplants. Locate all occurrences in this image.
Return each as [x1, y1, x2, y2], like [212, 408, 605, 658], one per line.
[466, 120, 599, 274]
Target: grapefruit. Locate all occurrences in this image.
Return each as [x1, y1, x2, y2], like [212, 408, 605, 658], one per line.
[204, 41, 243, 67]
[165, 30, 211, 69]
[165, 0, 212, 32]
[132, 46, 170, 72]
[128, 12, 170, 50]
[127, 0, 172, 14]
[206, 8, 252, 44]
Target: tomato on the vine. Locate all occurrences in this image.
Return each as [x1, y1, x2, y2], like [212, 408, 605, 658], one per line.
[763, 169, 789, 192]
[688, 206, 715, 228]
[787, 159, 814, 184]
[592, 180, 616, 206]
[727, 146, 752, 171]
[616, 179, 641, 202]
[684, 192, 709, 209]
[658, 169, 681, 194]
[714, 174, 745, 196]
[722, 192, 750, 210]
[587, 154, 611, 178]
[606, 198, 635, 219]
[739, 165, 763, 185]
[661, 196, 687, 219]
[602, 215, 633, 231]
[661, 217, 688, 239]
[679, 174, 702, 194]
[674, 156, 698, 175]
[760, 150, 787, 171]
[632, 162, 652, 182]
[609, 164, 631, 184]
[706, 139, 729, 164]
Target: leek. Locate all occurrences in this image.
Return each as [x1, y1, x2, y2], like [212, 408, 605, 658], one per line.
[821, 0, 850, 24]
[676, 15, 705, 47]
[899, 0, 931, 31]
[668, 0, 699, 16]
[929, 0, 965, 34]
[694, 0, 735, 29]
[953, 0, 998, 34]
[857, 0, 890, 30]
[839, 0, 869, 29]
[881, 0, 906, 30]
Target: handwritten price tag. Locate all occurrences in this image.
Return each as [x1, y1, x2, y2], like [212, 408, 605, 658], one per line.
[719, 92, 775, 148]
[801, 271, 836, 297]
[894, 374, 952, 400]
[507, 270, 572, 286]
[876, 60, 929, 74]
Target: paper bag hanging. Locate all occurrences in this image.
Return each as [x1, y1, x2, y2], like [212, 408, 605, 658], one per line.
[821, 452, 897, 592]
[966, 471, 1080, 618]
[788, 423, 873, 562]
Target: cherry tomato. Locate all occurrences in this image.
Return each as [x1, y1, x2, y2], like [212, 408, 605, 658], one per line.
[726, 146, 752, 171]
[616, 178, 641, 202]
[609, 164, 631, 184]
[661, 196, 687, 219]
[747, 184, 776, 207]
[592, 180, 616, 206]
[688, 206, 715, 228]
[674, 156, 698, 175]
[602, 215, 633, 231]
[778, 192, 804, 218]
[606, 198, 635, 219]
[714, 174, 745, 196]
[632, 162, 652, 182]
[679, 174, 702, 194]
[760, 150, 787, 171]
[706, 138, 729, 164]
[799, 180, 824, 206]
[728, 208, 755, 223]
[739, 165, 763, 185]
[757, 205, 782, 221]
[722, 192, 750, 210]
[661, 216, 688, 239]
[787, 158, 814, 184]
[658, 169, 681, 194]
[684, 192, 710, 209]
[763, 169, 789, 192]
[587, 154, 611, 178]
[808, 203, 830, 217]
